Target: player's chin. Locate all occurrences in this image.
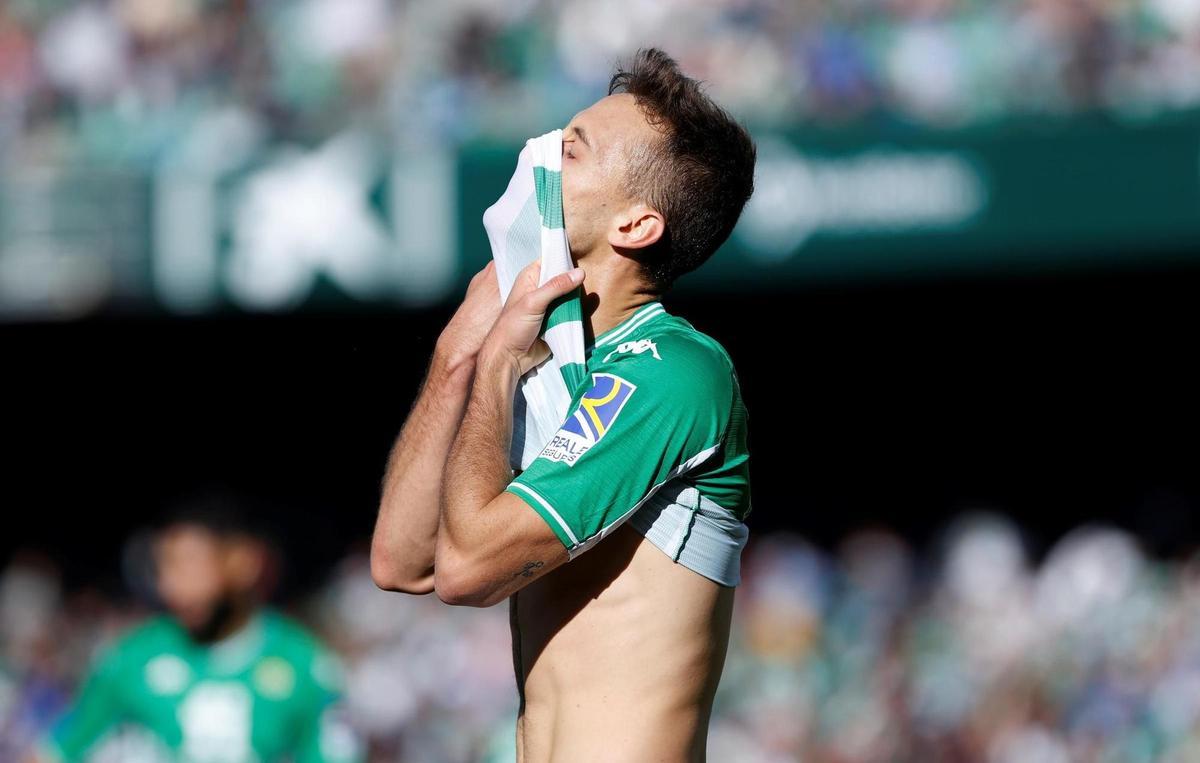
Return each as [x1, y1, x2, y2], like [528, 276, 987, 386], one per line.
[173, 604, 218, 637]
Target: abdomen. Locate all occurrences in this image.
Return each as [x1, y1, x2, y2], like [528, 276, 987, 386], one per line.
[512, 523, 734, 762]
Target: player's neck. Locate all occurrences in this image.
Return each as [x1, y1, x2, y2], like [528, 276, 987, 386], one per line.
[579, 258, 660, 343]
[213, 605, 255, 642]
[193, 600, 257, 645]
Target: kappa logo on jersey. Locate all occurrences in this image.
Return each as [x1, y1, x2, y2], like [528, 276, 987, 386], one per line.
[603, 338, 661, 363]
[537, 373, 637, 467]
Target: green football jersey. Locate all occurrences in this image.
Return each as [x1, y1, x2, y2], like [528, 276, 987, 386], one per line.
[507, 300, 752, 586]
[44, 610, 361, 763]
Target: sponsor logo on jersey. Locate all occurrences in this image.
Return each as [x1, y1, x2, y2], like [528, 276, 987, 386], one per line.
[253, 656, 296, 699]
[145, 654, 191, 695]
[179, 681, 253, 760]
[603, 338, 661, 363]
[537, 373, 636, 467]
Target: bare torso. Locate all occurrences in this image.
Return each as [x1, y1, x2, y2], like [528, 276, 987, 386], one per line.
[510, 522, 735, 762]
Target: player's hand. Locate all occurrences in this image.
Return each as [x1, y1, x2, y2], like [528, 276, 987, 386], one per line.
[482, 260, 584, 377]
[436, 261, 502, 369]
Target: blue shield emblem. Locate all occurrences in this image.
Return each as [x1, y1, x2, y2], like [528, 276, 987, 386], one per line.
[537, 373, 636, 466]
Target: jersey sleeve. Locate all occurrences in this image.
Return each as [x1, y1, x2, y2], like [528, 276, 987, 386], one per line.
[506, 335, 733, 558]
[47, 642, 126, 759]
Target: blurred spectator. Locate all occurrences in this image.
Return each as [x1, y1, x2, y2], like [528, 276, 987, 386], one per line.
[5, 509, 1200, 761]
[4, 0, 1200, 320]
[3, 0, 1200, 166]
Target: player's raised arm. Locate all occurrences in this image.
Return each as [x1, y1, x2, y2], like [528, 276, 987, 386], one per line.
[370, 262, 502, 594]
[433, 262, 585, 607]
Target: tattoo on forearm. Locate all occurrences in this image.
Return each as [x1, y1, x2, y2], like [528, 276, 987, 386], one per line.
[515, 560, 544, 579]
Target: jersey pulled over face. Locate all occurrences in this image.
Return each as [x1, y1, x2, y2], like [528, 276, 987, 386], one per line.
[507, 300, 752, 586]
[45, 611, 361, 763]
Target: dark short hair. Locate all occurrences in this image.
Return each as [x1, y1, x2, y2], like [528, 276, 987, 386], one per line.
[159, 492, 259, 540]
[609, 48, 756, 290]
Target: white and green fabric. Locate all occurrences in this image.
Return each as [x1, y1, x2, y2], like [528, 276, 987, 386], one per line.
[483, 129, 587, 471]
[484, 130, 752, 586]
[506, 303, 753, 586]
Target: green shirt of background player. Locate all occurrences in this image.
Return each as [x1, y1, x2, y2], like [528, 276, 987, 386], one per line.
[33, 501, 362, 763]
[372, 48, 756, 762]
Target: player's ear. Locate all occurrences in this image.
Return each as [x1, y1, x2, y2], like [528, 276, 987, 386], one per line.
[607, 203, 664, 250]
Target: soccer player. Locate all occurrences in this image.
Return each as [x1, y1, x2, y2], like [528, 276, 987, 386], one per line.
[372, 48, 754, 761]
[34, 499, 361, 763]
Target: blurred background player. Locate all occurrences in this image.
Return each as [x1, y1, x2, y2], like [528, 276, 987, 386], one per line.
[30, 497, 361, 763]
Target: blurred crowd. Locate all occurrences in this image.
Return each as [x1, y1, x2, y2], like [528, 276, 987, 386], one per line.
[4, 0, 1200, 319]
[4, 515, 1200, 762]
[2, 0, 1200, 168]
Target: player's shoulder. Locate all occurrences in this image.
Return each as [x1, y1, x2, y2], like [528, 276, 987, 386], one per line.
[91, 614, 185, 676]
[261, 609, 325, 658]
[595, 312, 734, 394]
[116, 614, 187, 651]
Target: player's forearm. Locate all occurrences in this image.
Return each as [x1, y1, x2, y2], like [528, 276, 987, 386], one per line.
[439, 350, 521, 554]
[371, 348, 475, 592]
